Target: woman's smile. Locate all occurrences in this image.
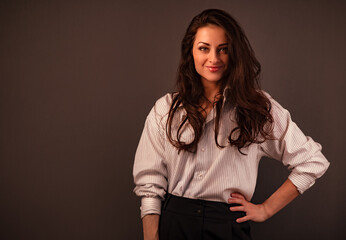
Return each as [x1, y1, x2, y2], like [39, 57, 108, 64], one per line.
[206, 65, 224, 72]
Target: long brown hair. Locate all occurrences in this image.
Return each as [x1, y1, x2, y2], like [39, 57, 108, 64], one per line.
[166, 9, 273, 154]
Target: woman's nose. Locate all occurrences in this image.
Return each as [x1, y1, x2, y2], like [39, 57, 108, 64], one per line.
[208, 51, 220, 63]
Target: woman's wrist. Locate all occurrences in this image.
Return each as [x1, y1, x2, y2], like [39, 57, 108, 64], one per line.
[260, 202, 274, 221]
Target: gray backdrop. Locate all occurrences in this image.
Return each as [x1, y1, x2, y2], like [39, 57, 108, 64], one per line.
[1, 0, 345, 239]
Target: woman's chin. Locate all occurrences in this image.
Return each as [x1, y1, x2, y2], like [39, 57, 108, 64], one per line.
[201, 77, 222, 85]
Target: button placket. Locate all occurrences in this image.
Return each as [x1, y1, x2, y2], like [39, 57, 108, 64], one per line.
[193, 126, 208, 180]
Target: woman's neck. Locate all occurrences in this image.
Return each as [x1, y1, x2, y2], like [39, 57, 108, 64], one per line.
[203, 82, 221, 103]
[198, 81, 221, 118]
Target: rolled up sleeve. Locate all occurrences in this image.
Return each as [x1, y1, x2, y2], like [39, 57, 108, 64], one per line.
[133, 103, 168, 218]
[260, 97, 330, 194]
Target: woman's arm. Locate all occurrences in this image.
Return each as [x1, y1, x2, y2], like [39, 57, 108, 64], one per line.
[237, 94, 329, 223]
[142, 214, 160, 240]
[228, 178, 299, 223]
[133, 102, 168, 218]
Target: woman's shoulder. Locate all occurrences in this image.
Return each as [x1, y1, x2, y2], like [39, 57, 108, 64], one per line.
[154, 93, 174, 108]
[147, 93, 176, 120]
[260, 90, 293, 132]
[152, 93, 175, 113]
[261, 90, 288, 115]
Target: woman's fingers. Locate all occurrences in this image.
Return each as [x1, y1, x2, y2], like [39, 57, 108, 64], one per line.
[229, 206, 245, 212]
[228, 197, 244, 204]
[229, 192, 266, 223]
[231, 192, 246, 200]
[236, 215, 250, 223]
[228, 192, 270, 223]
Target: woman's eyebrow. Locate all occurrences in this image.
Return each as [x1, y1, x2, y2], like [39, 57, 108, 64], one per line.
[197, 42, 228, 46]
[197, 42, 210, 45]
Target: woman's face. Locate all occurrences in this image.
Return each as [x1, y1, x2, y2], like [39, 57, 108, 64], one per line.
[192, 25, 229, 87]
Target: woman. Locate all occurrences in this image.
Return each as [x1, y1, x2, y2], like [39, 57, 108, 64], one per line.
[133, 9, 329, 240]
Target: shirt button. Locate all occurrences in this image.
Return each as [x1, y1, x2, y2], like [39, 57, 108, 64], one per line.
[201, 148, 205, 152]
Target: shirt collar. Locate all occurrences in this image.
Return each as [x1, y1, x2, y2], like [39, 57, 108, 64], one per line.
[177, 87, 233, 124]
[176, 86, 231, 108]
[204, 87, 232, 124]
[222, 86, 231, 104]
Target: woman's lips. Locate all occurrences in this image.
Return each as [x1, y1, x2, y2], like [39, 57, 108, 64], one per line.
[206, 66, 222, 72]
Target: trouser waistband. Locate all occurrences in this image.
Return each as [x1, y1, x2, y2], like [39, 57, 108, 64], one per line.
[162, 193, 245, 220]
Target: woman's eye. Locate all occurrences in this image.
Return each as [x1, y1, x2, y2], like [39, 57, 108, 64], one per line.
[219, 47, 228, 53]
[199, 47, 208, 51]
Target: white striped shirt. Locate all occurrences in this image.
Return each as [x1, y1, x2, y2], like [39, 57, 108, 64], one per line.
[133, 92, 330, 218]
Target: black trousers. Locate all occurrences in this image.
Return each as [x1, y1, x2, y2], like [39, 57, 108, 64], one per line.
[159, 194, 252, 240]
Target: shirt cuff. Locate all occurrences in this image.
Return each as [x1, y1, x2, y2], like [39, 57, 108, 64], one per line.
[140, 197, 162, 218]
[288, 172, 316, 194]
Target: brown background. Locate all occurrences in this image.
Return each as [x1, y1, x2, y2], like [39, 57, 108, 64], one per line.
[1, 0, 345, 239]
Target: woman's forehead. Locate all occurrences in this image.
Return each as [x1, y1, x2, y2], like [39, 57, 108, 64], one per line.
[194, 25, 228, 45]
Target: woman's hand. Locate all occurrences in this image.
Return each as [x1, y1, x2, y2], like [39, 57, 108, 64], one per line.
[228, 179, 300, 224]
[228, 192, 271, 223]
